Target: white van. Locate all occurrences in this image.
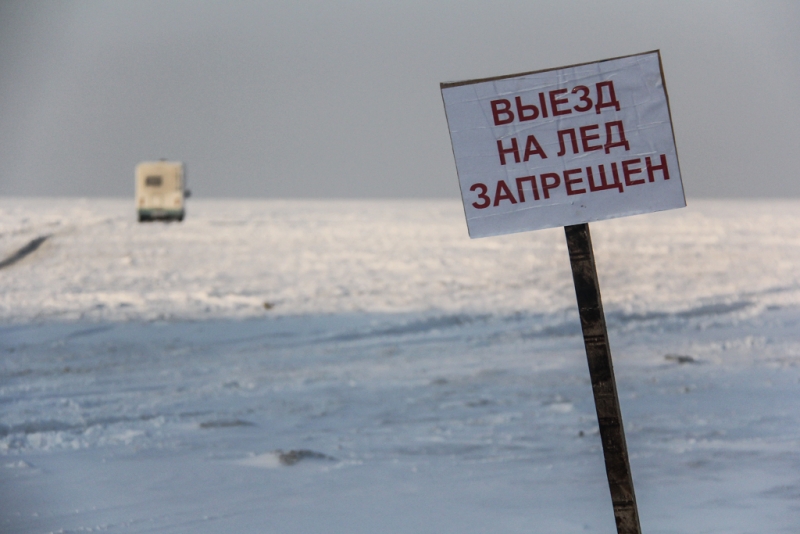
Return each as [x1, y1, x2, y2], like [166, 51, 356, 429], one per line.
[135, 161, 190, 222]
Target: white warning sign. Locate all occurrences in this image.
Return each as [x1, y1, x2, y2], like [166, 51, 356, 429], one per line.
[441, 50, 685, 238]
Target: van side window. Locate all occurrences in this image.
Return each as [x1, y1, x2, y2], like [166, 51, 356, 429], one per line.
[145, 176, 163, 187]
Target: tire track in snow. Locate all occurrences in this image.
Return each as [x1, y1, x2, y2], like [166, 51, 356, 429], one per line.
[0, 235, 50, 270]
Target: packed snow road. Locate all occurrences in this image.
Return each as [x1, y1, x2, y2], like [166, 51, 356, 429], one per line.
[1, 198, 799, 533]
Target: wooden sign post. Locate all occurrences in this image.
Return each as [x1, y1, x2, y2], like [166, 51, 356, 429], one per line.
[566, 223, 640, 533]
[441, 51, 685, 533]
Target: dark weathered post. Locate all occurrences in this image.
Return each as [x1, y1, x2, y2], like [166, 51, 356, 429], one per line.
[564, 223, 641, 534]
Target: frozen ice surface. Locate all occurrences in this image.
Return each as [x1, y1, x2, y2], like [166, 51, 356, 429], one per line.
[1, 198, 799, 533]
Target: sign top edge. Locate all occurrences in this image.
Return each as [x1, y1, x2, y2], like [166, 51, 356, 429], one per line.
[439, 50, 661, 90]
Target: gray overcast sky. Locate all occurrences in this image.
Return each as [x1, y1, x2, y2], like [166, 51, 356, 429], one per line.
[1, 1, 799, 199]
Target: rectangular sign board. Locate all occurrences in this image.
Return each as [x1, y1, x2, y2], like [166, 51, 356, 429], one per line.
[441, 50, 685, 238]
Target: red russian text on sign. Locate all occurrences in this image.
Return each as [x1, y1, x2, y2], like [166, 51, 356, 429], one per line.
[466, 155, 672, 209]
[488, 81, 623, 127]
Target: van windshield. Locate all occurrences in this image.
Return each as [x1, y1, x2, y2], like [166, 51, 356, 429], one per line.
[145, 176, 163, 187]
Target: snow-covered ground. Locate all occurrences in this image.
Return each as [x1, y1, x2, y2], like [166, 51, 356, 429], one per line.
[1, 198, 799, 533]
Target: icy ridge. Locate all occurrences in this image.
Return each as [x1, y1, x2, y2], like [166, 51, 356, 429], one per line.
[1, 198, 799, 323]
